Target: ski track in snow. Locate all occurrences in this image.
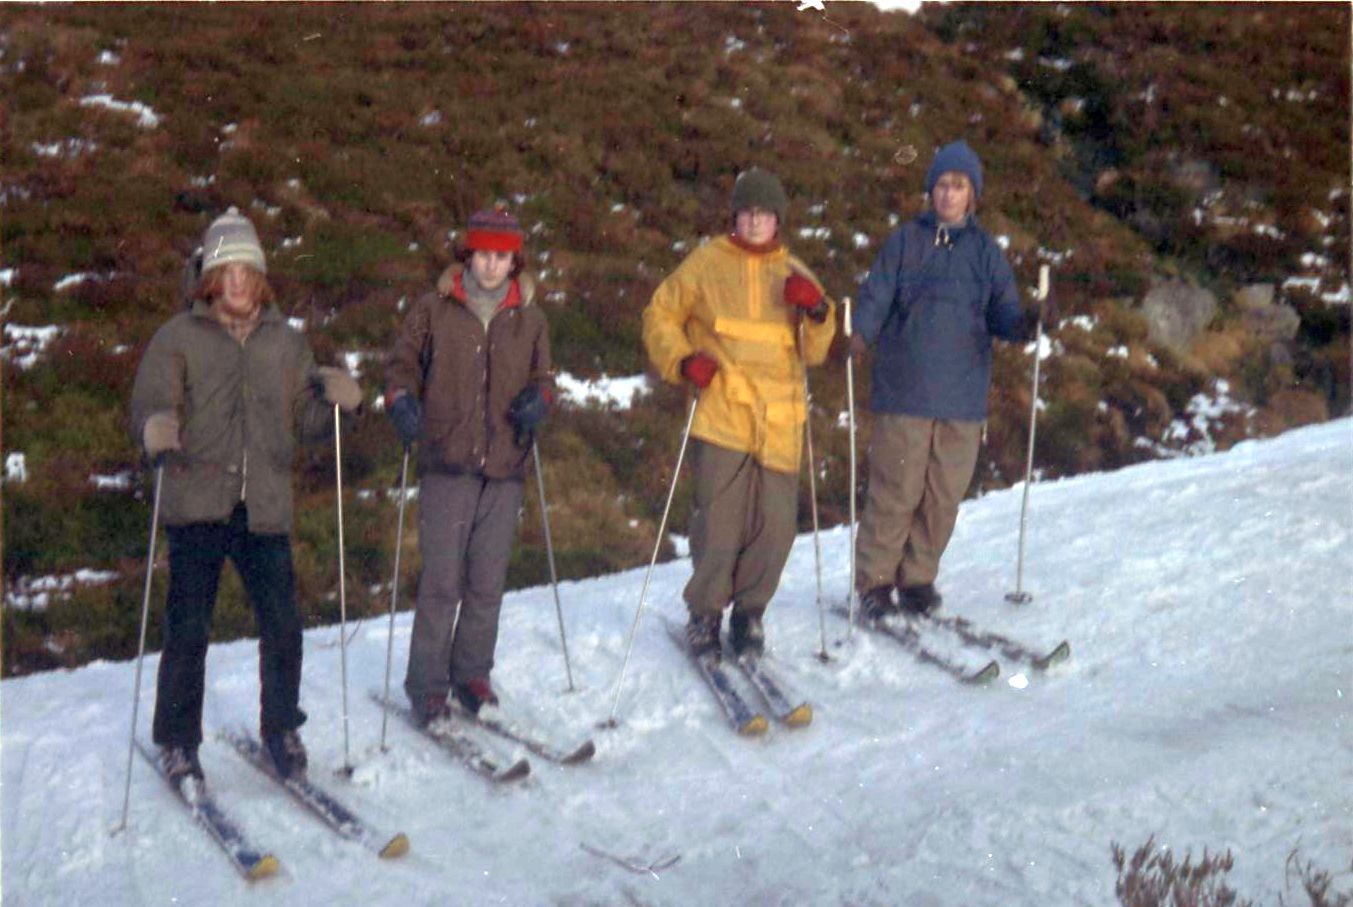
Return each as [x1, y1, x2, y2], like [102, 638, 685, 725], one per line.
[3, 419, 1351, 905]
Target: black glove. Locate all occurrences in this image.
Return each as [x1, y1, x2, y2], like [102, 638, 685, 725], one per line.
[1019, 293, 1058, 342]
[387, 393, 422, 447]
[508, 384, 550, 449]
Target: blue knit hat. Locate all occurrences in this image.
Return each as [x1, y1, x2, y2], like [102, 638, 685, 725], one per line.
[924, 140, 984, 198]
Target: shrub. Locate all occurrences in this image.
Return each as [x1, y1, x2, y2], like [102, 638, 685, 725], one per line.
[1112, 836, 1255, 907]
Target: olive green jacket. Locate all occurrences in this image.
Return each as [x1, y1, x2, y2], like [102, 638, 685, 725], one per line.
[129, 302, 332, 534]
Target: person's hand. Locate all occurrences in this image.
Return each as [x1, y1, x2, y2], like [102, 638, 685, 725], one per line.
[386, 392, 423, 446]
[315, 367, 363, 412]
[784, 273, 829, 322]
[508, 384, 551, 448]
[1019, 293, 1058, 341]
[847, 334, 868, 360]
[784, 273, 823, 310]
[680, 353, 719, 389]
[143, 411, 181, 458]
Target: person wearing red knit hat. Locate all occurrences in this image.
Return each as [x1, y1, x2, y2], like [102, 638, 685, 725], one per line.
[384, 205, 554, 725]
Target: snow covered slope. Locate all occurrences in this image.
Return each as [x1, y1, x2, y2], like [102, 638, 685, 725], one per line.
[3, 419, 1350, 905]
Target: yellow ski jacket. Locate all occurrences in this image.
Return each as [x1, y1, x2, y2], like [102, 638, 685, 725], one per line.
[643, 235, 836, 475]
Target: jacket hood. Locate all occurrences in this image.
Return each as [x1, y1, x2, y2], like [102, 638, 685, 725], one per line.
[435, 262, 536, 306]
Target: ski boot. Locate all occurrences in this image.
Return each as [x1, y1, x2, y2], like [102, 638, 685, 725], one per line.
[451, 677, 499, 717]
[859, 585, 899, 621]
[898, 583, 942, 616]
[263, 728, 308, 780]
[729, 611, 765, 657]
[685, 612, 722, 659]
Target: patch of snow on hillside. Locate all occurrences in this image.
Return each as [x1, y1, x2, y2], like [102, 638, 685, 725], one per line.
[2, 323, 62, 369]
[79, 94, 161, 128]
[556, 372, 650, 410]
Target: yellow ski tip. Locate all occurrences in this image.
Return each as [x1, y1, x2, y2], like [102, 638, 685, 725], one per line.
[784, 704, 813, 728]
[379, 833, 411, 859]
[247, 855, 280, 881]
[739, 715, 769, 736]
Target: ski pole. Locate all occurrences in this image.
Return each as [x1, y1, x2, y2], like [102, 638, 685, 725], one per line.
[844, 297, 859, 641]
[533, 440, 576, 692]
[798, 321, 828, 662]
[602, 395, 698, 729]
[115, 462, 164, 834]
[333, 406, 353, 774]
[378, 448, 411, 751]
[1006, 264, 1050, 606]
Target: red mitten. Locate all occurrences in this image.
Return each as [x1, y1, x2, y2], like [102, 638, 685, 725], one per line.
[784, 273, 823, 311]
[680, 353, 719, 389]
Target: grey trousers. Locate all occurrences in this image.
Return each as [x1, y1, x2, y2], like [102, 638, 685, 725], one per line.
[684, 440, 799, 620]
[404, 472, 523, 711]
[854, 414, 982, 592]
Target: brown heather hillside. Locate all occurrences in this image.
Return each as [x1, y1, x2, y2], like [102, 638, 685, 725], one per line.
[1, 2, 1348, 674]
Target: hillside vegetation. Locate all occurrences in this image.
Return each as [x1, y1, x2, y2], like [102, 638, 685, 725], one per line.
[2, 2, 1348, 675]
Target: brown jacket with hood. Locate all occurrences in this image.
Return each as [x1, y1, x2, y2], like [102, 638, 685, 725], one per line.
[385, 264, 552, 480]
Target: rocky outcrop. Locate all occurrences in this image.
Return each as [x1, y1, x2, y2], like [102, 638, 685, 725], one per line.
[1141, 279, 1217, 350]
[1235, 283, 1301, 343]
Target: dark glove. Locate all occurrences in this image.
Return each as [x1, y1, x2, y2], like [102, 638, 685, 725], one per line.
[784, 273, 829, 323]
[847, 334, 868, 361]
[386, 392, 422, 446]
[508, 384, 550, 448]
[680, 353, 719, 389]
[1018, 294, 1058, 341]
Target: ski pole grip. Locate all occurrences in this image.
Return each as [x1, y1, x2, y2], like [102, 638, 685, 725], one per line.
[843, 297, 853, 337]
[1037, 265, 1050, 301]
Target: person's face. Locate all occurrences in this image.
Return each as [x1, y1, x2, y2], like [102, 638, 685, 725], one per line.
[219, 263, 260, 317]
[734, 207, 779, 245]
[931, 171, 974, 224]
[469, 250, 514, 291]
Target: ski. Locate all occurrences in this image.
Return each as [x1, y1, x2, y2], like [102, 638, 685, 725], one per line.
[666, 621, 768, 736]
[921, 612, 1071, 670]
[134, 740, 280, 881]
[456, 705, 595, 765]
[732, 653, 813, 727]
[836, 607, 1000, 685]
[220, 730, 410, 858]
[370, 691, 531, 784]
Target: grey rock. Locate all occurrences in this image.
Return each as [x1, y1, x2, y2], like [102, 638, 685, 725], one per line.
[1141, 279, 1218, 349]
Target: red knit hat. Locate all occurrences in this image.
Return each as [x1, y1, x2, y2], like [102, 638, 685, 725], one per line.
[465, 206, 524, 253]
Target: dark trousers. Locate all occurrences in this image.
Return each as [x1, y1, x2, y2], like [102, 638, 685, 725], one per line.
[152, 504, 306, 748]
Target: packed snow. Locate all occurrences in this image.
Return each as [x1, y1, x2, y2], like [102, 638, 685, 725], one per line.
[2, 419, 1350, 904]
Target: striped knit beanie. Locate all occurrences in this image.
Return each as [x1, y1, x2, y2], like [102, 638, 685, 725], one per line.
[200, 206, 266, 275]
[466, 206, 524, 253]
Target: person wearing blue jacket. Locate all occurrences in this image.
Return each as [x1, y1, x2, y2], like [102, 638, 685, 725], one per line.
[849, 140, 1051, 618]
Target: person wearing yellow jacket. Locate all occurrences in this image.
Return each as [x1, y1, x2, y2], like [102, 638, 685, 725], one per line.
[642, 168, 836, 658]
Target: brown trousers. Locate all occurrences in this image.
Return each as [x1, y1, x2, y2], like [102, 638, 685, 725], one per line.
[684, 441, 799, 620]
[854, 414, 982, 592]
[405, 472, 523, 710]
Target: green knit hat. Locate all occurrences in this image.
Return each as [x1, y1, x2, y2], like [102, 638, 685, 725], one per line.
[731, 168, 788, 224]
